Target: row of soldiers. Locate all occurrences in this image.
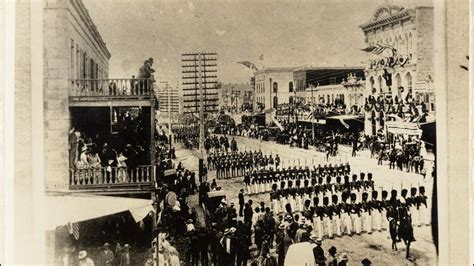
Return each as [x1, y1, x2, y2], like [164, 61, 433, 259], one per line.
[244, 165, 355, 195]
[208, 150, 281, 179]
[271, 187, 429, 239]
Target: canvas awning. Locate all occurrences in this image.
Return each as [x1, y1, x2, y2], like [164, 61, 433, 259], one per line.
[386, 121, 422, 136]
[44, 192, 155, 230]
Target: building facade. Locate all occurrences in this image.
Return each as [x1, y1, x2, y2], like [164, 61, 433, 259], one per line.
[157, 82, 181, 114]
[43, 0, 111, 190]
[218, 83, 254, 112]
[254, 67, 295, 110]
[360, 5, 434, 135]
[294, 67, 365, 109]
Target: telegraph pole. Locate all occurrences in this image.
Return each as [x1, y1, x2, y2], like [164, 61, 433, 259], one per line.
[198, 53, 205, 177]
[181, 52, 218, 184]
[311, 85, 315, 146]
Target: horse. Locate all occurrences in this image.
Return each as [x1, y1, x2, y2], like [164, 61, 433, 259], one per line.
[398, 206, 416, 259]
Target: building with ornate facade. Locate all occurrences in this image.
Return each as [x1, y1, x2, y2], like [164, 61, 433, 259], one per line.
[360, 5, 434, 135]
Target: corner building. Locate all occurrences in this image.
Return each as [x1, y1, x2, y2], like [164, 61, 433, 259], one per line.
[360, 5, 434, 135]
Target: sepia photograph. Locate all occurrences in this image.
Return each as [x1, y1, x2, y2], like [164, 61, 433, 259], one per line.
[2, 0, 472, 265]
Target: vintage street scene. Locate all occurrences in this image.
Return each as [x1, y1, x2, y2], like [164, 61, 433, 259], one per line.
[40, 0, 437, 265]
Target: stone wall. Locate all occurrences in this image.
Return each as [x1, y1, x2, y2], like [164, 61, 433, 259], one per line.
[43, 0, 110, 191]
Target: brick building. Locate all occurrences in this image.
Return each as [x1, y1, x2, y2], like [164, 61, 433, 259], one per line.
[360, 5, 434, 135]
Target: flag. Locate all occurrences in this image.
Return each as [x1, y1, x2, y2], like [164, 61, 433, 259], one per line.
[237, 61, 258, 71]
[361, 43, 396, 56]
[258, 54, 264, 60]
[67, 222, 80, 240]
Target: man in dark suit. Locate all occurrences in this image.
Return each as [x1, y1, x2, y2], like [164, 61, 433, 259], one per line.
[312, 237, 326, 266]
[238, 189, 245, 217]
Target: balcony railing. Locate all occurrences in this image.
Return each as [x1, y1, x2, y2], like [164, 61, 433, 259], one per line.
[70, 79, 154, 98]
[69, 165, 155, 190]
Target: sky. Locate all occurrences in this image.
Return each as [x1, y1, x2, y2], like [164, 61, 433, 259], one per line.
[83, 0, 432, 84]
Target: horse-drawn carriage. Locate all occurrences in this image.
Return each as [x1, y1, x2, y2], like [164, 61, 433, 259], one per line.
[202, 190, 227, 227]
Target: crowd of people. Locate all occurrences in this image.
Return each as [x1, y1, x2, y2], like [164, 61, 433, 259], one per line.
[69, 127, 150, 185]
[204, 135, 238, 154]
[60, 242, 134, 266]
[173, 124, 201, 150]
[207, 150, 281, 179]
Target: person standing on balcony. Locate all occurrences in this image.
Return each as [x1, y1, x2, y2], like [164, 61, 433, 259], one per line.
[137, 58, 155, 94]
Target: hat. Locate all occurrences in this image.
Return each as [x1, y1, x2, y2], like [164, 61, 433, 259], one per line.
[78, 251, 87, 260]
[340, 253, 349, 261]
[124, 244, 130, 249]
[278, 223, 286, 230]
[104, 243, 110, 247]
[362, 258, 372, 265]
[81, 146, 88, 152]
[223, 228, 231, 235]
[229, 227, 237, 234]
[315, 238, 323, 245]
[309, 233, 318, 241]
[186, 219, 193, 224]
[328, 246, 337, 254]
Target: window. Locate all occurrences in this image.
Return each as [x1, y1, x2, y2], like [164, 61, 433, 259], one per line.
[395, 73, 401, 88]
[273, 82, 278, 93]
[289, 82, 294, 93]
[70, 39, 75, 80]
[369, 77, 375, 90]
[378, 76, 383, 92]
[406, 72, 412, 91]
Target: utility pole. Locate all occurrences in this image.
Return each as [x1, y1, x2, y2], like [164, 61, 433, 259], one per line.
[198, 53, 205, 183]
[181, 52, 218, 184]
[167, 82, 172, 147]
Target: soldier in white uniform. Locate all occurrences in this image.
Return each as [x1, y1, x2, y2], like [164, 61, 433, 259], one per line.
[371, 190, 382, 232]
[322, 196, 333, 238]
[331, 195, 342, 237]
[350, 193, 362, 235]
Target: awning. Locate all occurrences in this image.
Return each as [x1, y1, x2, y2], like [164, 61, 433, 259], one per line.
[386, 121, 422, 136]
[45, 192, 154, 230]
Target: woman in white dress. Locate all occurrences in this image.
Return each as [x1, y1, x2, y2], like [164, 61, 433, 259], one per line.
[116, 151, 128, 183]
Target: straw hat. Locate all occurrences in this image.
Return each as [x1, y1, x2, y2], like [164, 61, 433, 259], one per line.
[78, 251, 87, 260]
[278, 223, 286, 230]
[340, 253, 349, 261]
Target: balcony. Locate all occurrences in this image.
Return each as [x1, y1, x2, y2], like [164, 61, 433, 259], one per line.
[69, 79, 155, 107]
[69, 165, 155, 194]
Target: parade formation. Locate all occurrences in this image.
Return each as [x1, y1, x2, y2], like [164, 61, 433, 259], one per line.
[48, 1, 438, 265]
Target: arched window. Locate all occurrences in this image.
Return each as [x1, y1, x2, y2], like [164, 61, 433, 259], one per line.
[395, 73, 401, 88]
[406, 72, 412, 91]
[273, 82, 278, 93]
[369, 77, 375, 90]
[289, 82, 294, 93]
[408, 33, 413, 54]
[378, 75, 383, 92]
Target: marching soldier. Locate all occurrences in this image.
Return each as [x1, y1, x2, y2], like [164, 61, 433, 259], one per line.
[331, 195, 342, 237]
[350, 193, 362, 235]
[418, 186, 430, 226]
[361, 192, 372, 234]
[380, 190, 389, 230]
[407, 187, 420, 227]
[323, 197, 333, 238]
[371, 190, 382, 232]
[340, 192, 352, 236]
